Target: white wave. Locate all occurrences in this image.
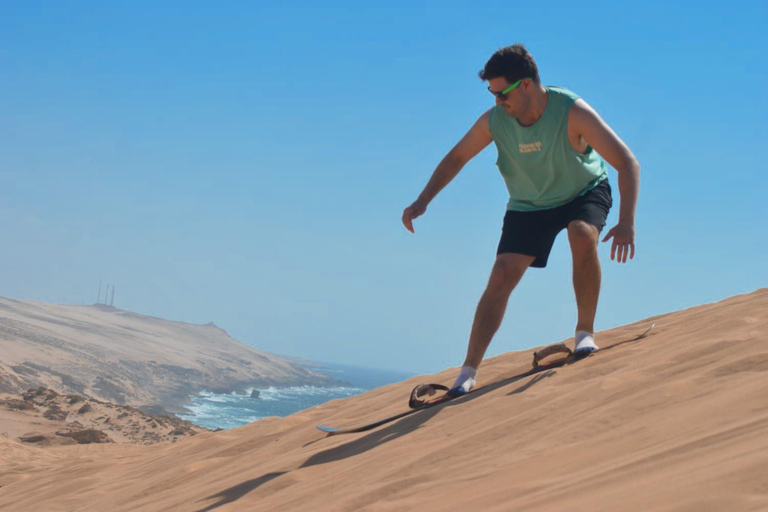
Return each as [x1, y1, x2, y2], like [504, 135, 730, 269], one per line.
[264, 385, 363, 397]
[180, 384, 368, 430]
[179, 401, 224, 420]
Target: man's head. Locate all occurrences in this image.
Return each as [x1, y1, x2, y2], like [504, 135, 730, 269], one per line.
[479, 44, 541, 117]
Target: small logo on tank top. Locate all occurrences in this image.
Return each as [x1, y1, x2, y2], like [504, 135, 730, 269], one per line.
[519, 141, 542, 153]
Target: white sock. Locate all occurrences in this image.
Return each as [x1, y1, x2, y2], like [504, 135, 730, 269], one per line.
[450, 365, 478, 393]
[575, 331, 599, 352]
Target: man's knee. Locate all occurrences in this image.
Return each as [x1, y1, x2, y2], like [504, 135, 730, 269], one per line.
[568, 220, 599, 254]
[488, 253, 533, 290]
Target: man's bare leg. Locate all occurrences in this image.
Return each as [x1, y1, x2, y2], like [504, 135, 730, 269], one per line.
[461, 253, 536, 370]
[568, 220, 601, 351]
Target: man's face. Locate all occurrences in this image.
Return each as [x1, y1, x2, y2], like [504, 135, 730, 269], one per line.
[487, 77, 530, 118]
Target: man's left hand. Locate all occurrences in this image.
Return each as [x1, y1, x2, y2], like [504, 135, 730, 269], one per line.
[602, 222, 635, 263]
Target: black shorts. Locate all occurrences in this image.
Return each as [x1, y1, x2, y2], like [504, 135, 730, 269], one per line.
[497, 179, 613, 268]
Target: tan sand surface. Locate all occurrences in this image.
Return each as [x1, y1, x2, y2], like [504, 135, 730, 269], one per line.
[1, 289, 766, 511]
[1, 387, 208, 446]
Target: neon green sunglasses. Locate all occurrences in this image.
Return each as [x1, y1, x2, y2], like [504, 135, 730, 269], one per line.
[488, 78, 524, 100]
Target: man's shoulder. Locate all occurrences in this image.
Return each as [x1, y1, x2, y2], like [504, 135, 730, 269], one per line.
[487, 105, 507, 127]
[487, 105, 504, 117]
[546, 86, 581, 103]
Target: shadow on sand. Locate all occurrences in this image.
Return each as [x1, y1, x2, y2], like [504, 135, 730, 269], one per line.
[195, 472, 287, 512]
[196, 326, 656, 510]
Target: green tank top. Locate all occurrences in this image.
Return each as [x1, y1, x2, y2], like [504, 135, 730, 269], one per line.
[488, 86, 607, 211]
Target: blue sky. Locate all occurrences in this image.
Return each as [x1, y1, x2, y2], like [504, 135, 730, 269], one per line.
[2, 2, 766, 374]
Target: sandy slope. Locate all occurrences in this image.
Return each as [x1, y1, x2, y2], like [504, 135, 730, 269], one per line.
[1, 387, 208, 446]
[1, 289, 767, 511]
[0, 298, 341, 413]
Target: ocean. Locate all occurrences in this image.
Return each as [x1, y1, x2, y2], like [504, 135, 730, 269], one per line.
[177, 361, 416, 430]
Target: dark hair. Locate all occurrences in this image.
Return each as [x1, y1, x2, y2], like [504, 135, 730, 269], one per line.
[478, 43, 540, 84]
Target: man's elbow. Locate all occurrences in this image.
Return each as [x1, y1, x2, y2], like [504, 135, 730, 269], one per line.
[616, 156, 640, 176]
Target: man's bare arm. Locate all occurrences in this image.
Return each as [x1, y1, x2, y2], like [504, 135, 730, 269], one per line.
[402, 111, 493, 233]
[570, 99, 640, 263]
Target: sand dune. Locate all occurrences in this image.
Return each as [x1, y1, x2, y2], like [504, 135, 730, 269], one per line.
[1, 387, 208, 446]
[1, 289, 767, 511]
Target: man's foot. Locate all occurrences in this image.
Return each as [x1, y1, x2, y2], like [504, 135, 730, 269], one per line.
[574, 331, 599, 358]
[448, 366, 477, 397]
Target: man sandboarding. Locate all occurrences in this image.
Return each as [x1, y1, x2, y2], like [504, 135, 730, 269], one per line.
[402, 44, 640, 397]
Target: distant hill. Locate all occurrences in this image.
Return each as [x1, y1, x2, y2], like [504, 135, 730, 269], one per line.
[0, 298, 343, 413]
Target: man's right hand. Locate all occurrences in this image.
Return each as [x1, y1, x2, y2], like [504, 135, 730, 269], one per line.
[402, 200, 428, 233]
